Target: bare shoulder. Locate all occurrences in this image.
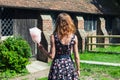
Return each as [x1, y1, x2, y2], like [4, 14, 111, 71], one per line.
[74, 35, 78, 43]
[74, 35, 78, 40]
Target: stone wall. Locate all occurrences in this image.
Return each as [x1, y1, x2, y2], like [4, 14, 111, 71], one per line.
[37, 14, 53, 62]
[97, 17, 109, 48]
[76, 16, 86, 52]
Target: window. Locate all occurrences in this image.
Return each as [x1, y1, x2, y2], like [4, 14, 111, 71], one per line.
[105, 17, 113, 35]
[84, 15, 97, 31]
[51, 13, 59, 31]
[0, 8, 13, 36]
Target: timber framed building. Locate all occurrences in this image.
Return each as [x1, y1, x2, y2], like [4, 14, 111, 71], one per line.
[0, 0, 120, 62]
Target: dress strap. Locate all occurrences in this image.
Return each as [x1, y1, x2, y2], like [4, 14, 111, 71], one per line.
[70, 34, 75, 44]
[71, 35, 75, 40]
[53, 33, 58, 41]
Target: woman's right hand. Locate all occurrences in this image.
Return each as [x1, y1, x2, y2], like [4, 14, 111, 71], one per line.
[37, 43, 44, 50]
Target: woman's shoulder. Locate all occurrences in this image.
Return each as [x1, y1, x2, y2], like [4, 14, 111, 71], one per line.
[72, 34, 78, 42]
[50, 34, 56, 41]
[74, 34, 77, 38]
[74, 34, 78, 43]
[72, 34, 77, 39]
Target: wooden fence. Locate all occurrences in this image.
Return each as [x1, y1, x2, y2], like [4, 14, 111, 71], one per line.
[87, 35, 120, 53]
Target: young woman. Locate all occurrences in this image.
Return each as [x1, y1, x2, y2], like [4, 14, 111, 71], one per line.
[38, 13, 80, 80]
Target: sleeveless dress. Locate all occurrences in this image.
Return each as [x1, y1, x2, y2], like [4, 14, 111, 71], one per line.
[48, 34, 79, 80]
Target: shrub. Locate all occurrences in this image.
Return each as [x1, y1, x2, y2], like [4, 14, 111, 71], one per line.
[0, 36, 32, 72]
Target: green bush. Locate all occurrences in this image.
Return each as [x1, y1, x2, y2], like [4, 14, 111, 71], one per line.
[0, 36, 32, 72]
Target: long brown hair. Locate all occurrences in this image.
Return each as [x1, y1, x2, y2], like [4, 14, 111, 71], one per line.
[54, 13, 76, 39]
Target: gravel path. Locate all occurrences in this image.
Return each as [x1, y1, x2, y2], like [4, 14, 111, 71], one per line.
[10, 68, 49, 80]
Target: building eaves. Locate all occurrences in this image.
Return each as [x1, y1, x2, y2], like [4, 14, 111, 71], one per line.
[0, 0, 119, 15]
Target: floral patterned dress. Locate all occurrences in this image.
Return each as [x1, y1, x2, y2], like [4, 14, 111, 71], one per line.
[48, 34, 79, 80]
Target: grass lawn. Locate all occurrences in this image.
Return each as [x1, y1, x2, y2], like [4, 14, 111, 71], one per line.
[79, 46, 120, 63]
[0, 69, 29, 79]
[94, 46, 120, 53]
[80, 52, 120, 63]
[80, 63, 120, 80]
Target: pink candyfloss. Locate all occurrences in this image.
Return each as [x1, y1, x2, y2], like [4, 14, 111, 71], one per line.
[29, 27, 41, 43]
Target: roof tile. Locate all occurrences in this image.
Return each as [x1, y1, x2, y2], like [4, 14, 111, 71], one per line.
[0, 0, 119, 15]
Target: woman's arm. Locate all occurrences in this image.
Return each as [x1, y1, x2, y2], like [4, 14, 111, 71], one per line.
[38, 34, 55, 59]
[73, 35, 80, 76]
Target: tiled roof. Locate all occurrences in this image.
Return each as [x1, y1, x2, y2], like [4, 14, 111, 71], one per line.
[0, 0, 119, 15]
